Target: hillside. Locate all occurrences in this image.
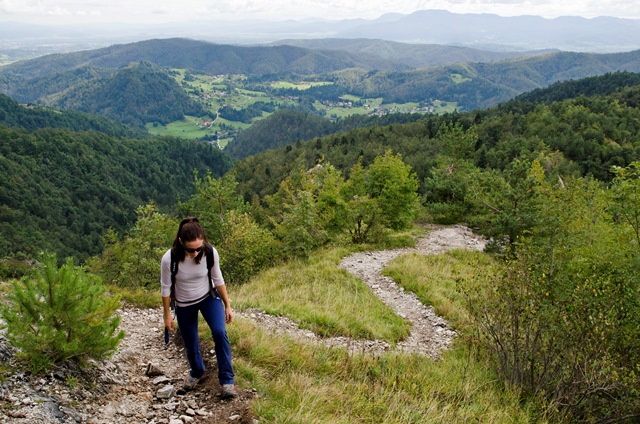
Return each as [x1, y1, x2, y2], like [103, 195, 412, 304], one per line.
[0, 93, 148, 138]
[511, 71, 640, 105]
[51, 62, 207, 129]
[0, 37, 407, 84]
[1, 52, 639, 424]
[0, 126, 233, 261]
[269, 38, 543, 68]
[0, 225, 483, 423]
[2, 39, 640, 129]
[233, 76, 640, 199]
[226, 109, 428, 160]
[332, 50, 640, 110]
[2, 62, 206, 129]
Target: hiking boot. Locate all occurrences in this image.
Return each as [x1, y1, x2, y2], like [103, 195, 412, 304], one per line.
[182, 374, 201, 391]
[219, 384, 237, 399]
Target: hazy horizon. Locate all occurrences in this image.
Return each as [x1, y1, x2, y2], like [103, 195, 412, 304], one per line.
[2, 4, 640, 64]
[1, 0, 640, 26]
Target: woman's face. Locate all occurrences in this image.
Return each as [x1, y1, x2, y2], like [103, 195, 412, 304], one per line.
[183, 237, 205, 258]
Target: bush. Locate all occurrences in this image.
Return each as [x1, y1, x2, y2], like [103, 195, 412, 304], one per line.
[1, 253, 124, 373]
[88, 203, 176, 288]
[0, 257, 34, 281]
[466, 176, 640, 422]
[219, 210, 281, 284]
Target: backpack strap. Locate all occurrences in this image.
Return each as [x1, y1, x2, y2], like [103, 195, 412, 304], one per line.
[205, 243, 218, 297]
[169, 248, 179, 309]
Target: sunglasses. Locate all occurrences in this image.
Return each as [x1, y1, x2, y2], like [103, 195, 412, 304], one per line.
[183, 244, 205, 254]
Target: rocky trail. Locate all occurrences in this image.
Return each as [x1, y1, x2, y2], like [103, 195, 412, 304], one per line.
[0, 225, 485, 423]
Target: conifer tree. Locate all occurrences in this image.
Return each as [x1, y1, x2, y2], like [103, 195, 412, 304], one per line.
[1, 253, 125, 373]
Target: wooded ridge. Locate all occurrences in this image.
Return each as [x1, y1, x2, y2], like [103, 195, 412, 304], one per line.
[2, 38, 640, 117]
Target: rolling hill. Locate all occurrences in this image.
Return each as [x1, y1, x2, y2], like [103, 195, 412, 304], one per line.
[332, 50, 640, 110]
[268, 38, 546, 68]
[0, 93, 148, 138]
[2, 38, 640, 128]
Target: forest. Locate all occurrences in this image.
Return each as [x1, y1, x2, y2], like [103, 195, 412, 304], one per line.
[1, 71, 640, 422]
[0, 121, 232, 262]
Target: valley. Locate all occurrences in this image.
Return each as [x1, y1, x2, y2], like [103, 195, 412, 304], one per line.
[146, 70, 456, 147]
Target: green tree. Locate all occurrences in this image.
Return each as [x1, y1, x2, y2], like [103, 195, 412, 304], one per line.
[610, 161, 640, 248]
[468, 158, 543, 247]
[436, 122, 477, 160]
[311, 163, 350, 239]
[424, 157, 481, 224]
[218, 210, 281, 284]
[88, 203, 175, 288]
[272, 188, 327, 258]
[341, 160, 382, 243]
[178, 171, 246, 245]
[1, 253, 124, 373]
[366, 150, 420, 230]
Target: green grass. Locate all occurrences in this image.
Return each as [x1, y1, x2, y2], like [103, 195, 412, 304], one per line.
[271, 81, 334, 90]
[451, 73, 472, 84]
[116, 232, 552, 422]
[234, 247, 410, 342]
[432, 100, 458, 113]
[231, 334, 543, 423]
[146, 115, 251, 139]
[236, 88, 267, 97]
[146, 116, 214, 139]
[323, 105, 371, 119]
[383, 249, 497, 329]
[224, 242, 552, 422]
[108, 285, 159, 308]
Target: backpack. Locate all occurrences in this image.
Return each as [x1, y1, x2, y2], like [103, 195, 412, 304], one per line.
[169, 243, 216, 309]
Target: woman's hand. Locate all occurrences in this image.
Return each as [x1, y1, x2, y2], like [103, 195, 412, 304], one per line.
[164, 313, 175, 331]
[225, 306, 233, 324]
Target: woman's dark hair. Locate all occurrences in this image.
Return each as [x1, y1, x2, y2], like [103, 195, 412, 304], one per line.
[172, 217, 208, 264]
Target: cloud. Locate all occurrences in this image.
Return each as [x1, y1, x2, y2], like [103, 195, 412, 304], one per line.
[45, 6, 73, 16]
[1, 0, 638, 24]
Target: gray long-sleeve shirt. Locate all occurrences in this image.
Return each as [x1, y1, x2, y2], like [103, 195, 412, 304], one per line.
[160, 247, 225, 307]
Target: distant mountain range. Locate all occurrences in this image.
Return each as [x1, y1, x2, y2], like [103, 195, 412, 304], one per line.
[1, 9, 640, 62]
[327, 10, 640, 53]
[268, 38, 547, 68]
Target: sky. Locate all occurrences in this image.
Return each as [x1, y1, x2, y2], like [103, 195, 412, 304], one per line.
[1, 0, 640, 25]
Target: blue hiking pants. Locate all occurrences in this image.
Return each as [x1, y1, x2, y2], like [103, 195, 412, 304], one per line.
[175, 293, 234, 385]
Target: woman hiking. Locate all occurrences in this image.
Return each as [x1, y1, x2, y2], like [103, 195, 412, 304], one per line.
[160, 217, 237, 399]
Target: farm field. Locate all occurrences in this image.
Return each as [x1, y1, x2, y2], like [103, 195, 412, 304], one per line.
[148, 71, 450, 143]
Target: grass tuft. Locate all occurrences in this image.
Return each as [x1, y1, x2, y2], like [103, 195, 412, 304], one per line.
[233, 247, 410, 343]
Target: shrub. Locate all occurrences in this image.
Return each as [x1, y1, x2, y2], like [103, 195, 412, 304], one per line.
[1, 253, 124, 373]
[219, 210, 281, 284]
[466, 176, 640, 421]
[88, 203, 175, 288]
[0, 257, 34, 281]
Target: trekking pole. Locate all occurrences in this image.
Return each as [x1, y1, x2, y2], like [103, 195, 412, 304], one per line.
[164, 297, 175, 345]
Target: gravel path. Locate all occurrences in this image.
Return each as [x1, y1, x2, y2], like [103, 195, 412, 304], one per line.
[238, 224, 486, 357]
